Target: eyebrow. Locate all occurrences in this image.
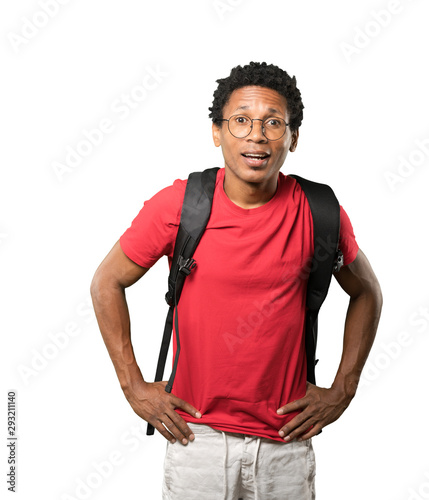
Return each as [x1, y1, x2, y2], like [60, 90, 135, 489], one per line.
[233, 105, 283, 115]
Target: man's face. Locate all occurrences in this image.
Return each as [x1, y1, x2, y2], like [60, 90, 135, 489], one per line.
[212, 86, 299, 186]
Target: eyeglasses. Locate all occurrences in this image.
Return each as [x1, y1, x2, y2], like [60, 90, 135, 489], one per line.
[219, 114, 289, 141]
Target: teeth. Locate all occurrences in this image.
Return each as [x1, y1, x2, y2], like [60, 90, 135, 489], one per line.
[244, 154, 268, 158]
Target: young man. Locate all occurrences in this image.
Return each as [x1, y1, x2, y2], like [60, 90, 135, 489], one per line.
[91, 62, 382, 499]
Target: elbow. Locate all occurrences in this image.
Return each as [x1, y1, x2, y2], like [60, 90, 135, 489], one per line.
[90, 268, 103, 303]
[90, 266, 113, 303]
[90, 265, 123, 305]
[370, 272, 383, 316]
[352, 274, 383, 319]
[374, 279, 383, 317]
[363, 276, 383, 321]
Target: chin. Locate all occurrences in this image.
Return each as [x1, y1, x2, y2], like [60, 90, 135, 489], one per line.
[225, 160, 276, 184]
[241, 165, 272, 183]
[244, 169, 268, 181]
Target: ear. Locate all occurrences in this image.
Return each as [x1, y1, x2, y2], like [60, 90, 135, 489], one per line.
[212, 122, 222, 147]
[290, 129, 299, 152]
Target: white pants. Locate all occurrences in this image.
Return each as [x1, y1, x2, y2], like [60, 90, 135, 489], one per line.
[162, 422, 316, 500]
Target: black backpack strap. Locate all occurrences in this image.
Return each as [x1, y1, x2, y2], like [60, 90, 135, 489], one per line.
[289, 175, 342, 384]
[146, 167, 219, 435]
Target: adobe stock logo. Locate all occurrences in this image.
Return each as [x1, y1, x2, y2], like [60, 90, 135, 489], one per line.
[221, 233, 339, 354]
[61, 419, 158, 500]
[340, 0, 416, 63]
[384, 136, 429, 192]
[408, 471, 429, 500]
[360, 304, 429, 387]
[51, 65, 168, 182]
[212, 0, 246, 20]
[7, 0, 72, 53]
[17, 296, 95, 386]
[222, 296, 276, 354]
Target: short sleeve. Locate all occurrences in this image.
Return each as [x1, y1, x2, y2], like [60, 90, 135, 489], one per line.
[339, 205, 359, 266]
[119, 178, 187, 268]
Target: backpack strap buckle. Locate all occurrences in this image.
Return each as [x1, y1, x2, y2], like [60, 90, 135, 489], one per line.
[333, 249, 344, 273]
[165, 282, 175, 306]
[178, 257, 197, 276]
[164, 257, 197, 306]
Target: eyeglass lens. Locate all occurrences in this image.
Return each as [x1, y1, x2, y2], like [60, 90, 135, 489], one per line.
[228, 115, 286, 140]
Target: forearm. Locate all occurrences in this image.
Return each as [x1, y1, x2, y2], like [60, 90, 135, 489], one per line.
[90, 277, 145, 396]
[277, 250, 383, 440]
[331, 287, 382, 399]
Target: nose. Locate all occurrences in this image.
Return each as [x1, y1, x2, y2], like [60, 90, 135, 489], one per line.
[247, 119, 267, 142]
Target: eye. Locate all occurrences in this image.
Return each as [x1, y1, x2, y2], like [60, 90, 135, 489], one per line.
[234, 115, 249, 125]
[265, 118, 282, 128]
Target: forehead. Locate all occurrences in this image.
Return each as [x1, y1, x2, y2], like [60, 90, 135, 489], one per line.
[224, 86, 288, 116]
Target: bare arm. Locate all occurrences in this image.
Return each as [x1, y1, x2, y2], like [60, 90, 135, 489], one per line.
[277, 248, 383, 441]
[330, 248, 383, 397]
[90, 241, 201, 445]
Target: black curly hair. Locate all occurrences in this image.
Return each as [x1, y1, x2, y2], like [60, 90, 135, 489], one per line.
[208, 61, 304, 132]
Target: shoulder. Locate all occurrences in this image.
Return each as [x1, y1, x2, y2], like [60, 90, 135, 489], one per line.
[280, 172, 325, 208]
[150, 176, 187, 205]
[142, 176, 188, 226]
[119, 175, 188, 268]
[339, 205, 359, 265]
[279, 171, 305, 202]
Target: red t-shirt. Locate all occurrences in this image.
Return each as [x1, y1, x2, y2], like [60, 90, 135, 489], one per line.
[120, 168, 359, 442]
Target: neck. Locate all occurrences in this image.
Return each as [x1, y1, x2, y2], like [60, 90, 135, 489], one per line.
[223, 168, 279, 209]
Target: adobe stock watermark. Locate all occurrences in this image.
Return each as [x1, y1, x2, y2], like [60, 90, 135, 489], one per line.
[222, 295, 277, 354]
[407, 470, 429, 500]
[0, 232, 8, 247]
[384, 135, 429, 192]
[7, 0, 72, 53]
[60, 419, 156, 500]
[213, 0, 246, 20]
[340, 0, 416, 64]
[222, 234, 340, 353]
[360, 303, 429, 388]
[17, 296, 95, 385]
[51, 65, 168, 183]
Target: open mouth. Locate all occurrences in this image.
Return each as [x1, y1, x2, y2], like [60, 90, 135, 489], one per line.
[241, 152, 270, 166]
[241, 153, 270, 160]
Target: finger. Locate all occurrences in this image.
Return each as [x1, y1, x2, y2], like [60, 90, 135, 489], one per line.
[282, 419, 316, 442]
[171, 395, 202, 419]
[161, 414, 192, 445]
[277, 398, 307, 415]
[278, 408, 311, 437]
[149, 417, 177, 444]
[167, 410, 197, 443]
[297, 425, 321, 441]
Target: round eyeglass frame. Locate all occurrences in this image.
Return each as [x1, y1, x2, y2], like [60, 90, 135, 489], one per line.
[219, 114, 289, 141]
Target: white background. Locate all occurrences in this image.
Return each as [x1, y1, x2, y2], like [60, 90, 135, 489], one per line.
[1, 0, 429, 499]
